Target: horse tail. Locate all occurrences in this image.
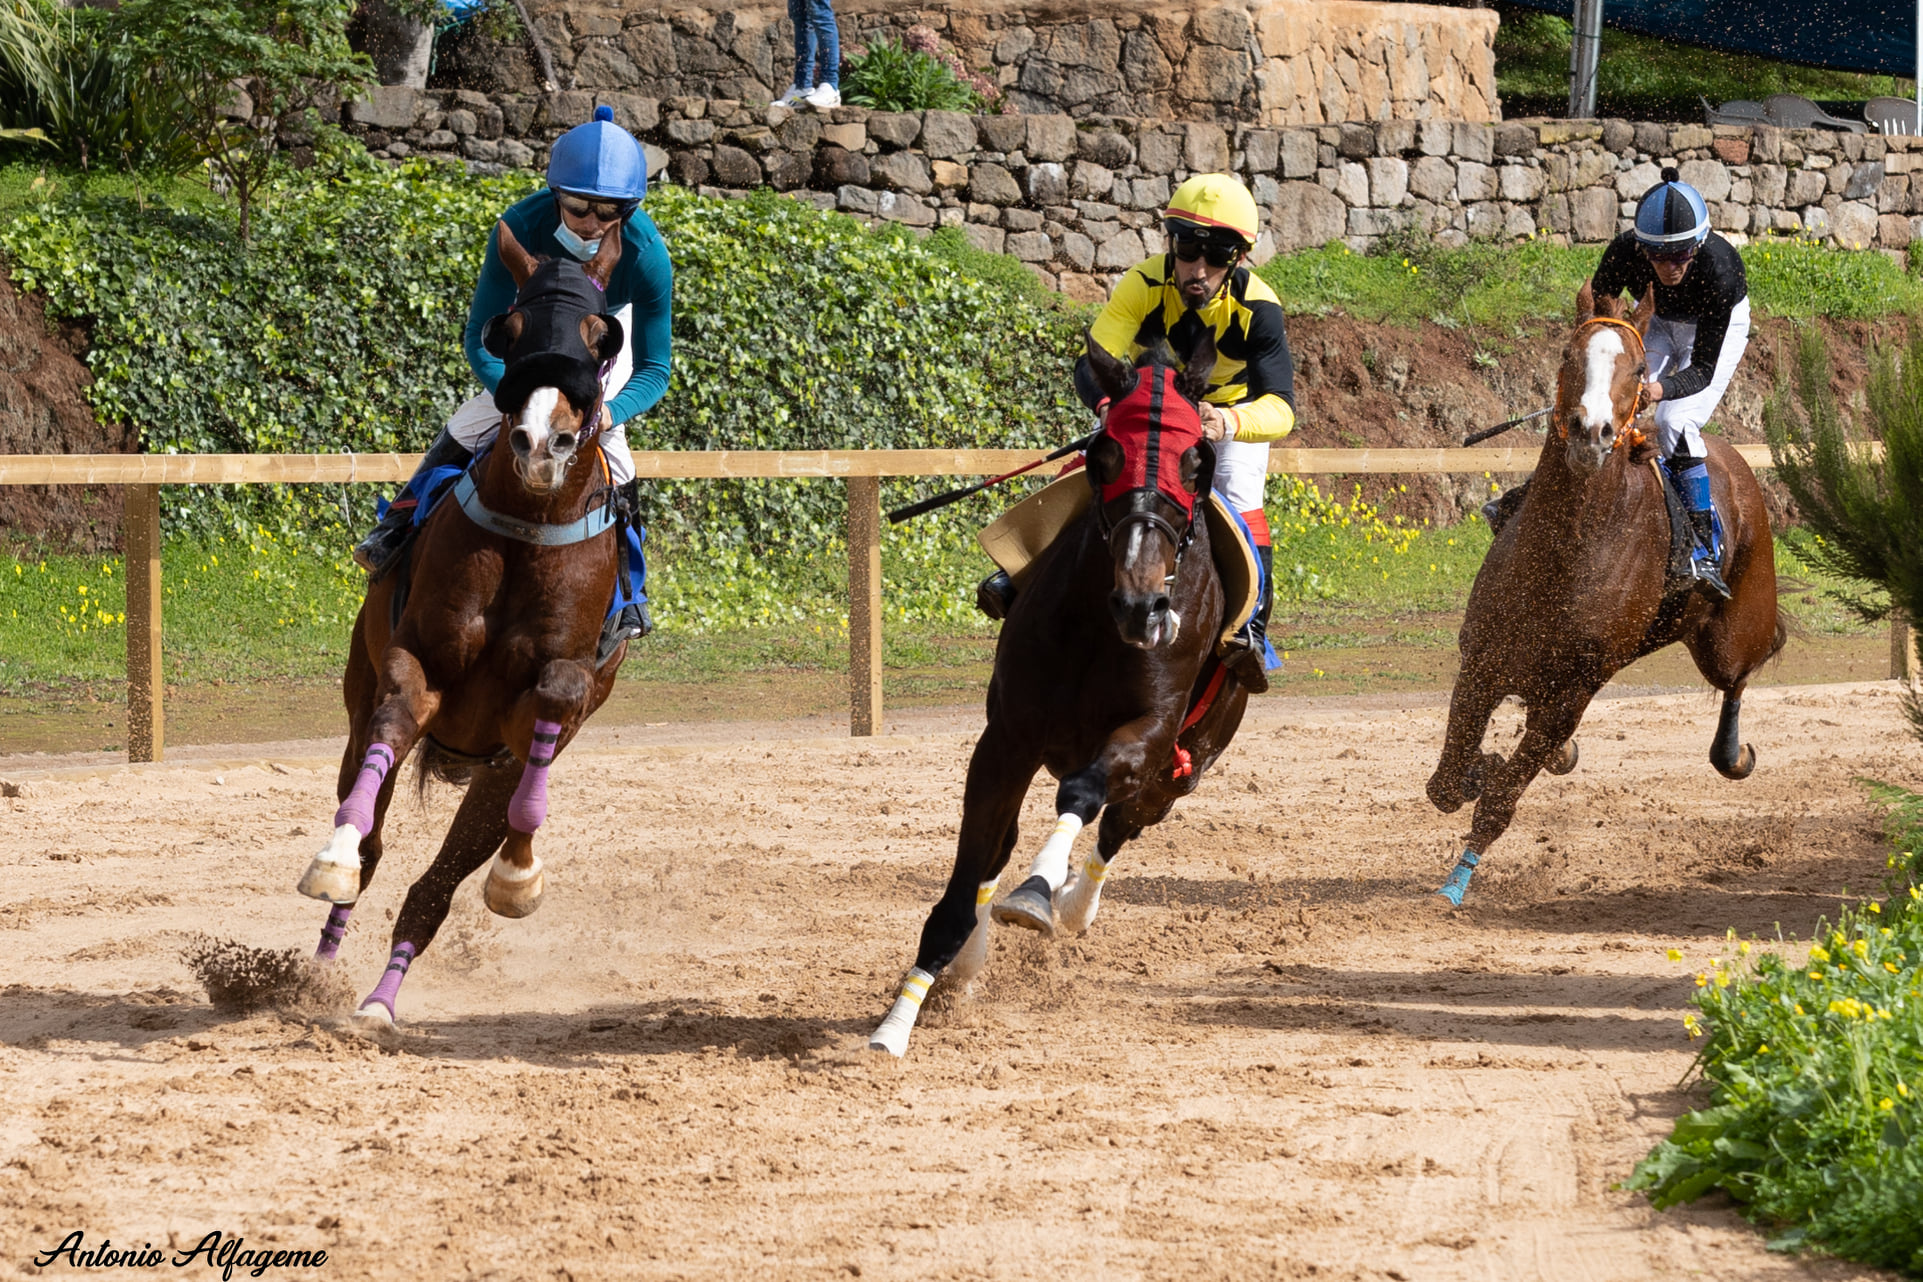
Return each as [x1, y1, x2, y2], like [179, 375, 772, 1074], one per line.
[412, 738, 479, 800]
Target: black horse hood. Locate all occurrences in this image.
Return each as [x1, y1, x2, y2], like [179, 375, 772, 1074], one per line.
[485, 258, 623, 415]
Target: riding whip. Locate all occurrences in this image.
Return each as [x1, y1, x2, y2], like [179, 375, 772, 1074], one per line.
[1462, 406, 1552, 447]
[886, 430, 1100, 524]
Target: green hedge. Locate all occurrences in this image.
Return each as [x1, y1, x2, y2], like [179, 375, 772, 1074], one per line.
[0, 155, 1087, 555]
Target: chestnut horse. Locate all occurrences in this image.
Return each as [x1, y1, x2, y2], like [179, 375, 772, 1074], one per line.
[870, 333, 1252, 1057]
[1425, 284, 1783, 904]
[294, 222, 632, 1026]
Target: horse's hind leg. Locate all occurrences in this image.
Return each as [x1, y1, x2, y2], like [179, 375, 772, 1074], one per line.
[485, 660, 593, 919]
[354, 761, 519, 1027]
[871, 726, 1036, 1057]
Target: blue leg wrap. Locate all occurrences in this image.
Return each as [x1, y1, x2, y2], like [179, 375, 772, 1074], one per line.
[1668, 460, 1723, 561]
[608, 522, 648, 618]
[1436, 850, 1480, 907]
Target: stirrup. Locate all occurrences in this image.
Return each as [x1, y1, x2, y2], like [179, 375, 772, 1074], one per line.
[597, 602, 651, 665]
[352, 522, 412, 578]
[1223, 641, 1270, 695]
[1691, 557, 1732, 602]
[976, 570, 1015, 621]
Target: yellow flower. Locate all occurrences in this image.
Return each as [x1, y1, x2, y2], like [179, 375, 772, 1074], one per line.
[1695, 972, 1709, 988]
[1879, 1098, 1895, 1111]
[1738, 941, 1751, 956]
[1666, 948, 1683, 962]
[1809, 945, 1831, 964]
[1887, 962, 1901, 974]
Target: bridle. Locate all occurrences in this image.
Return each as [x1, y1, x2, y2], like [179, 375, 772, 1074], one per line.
[1559, 315, 1649, 451]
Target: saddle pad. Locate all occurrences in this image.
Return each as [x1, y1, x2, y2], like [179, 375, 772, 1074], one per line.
[977, 473, 1258, 651]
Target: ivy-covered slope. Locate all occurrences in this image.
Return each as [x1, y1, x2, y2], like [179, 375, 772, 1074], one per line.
[0, 157, 1087, 549]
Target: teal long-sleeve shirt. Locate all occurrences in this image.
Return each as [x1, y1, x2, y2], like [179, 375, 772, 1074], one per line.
[461, 189, 674, 428]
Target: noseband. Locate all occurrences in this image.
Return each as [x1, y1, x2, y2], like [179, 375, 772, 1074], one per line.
[1559, 315, 1649, 451]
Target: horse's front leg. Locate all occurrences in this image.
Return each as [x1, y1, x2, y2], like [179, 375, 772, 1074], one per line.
[485, 659, 593, 918]
[995, 713, 1163, 937]
[299, 643, 442, 906]
[870, 723, 1036, 1057]
[1427, 664, 1506, 815]
[1441, 693, 1593, 906]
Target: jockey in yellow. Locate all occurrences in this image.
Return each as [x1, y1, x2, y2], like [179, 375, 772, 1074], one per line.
[982, 174, 1297, 692]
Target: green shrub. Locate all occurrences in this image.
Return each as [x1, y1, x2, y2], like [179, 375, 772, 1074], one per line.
[1626, 783, 1923, 1275]
[842, 35, 986, 112]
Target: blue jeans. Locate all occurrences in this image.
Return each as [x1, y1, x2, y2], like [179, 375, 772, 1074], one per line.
[790, 0, 839, 89]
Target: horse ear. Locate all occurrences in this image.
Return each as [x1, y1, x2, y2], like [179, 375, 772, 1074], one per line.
[583, 224, 623, 289]
[1087, 434, 1125, 488]
[495, 221, 539, 289]
[1176, 329, 1218, 403]
[1631, 286, 1656, 335]
[1084, 329, 1136, 401]
[579, 313, 624, 362]
[1575, 278, 1597, 323]
[482, 309, 525, 359]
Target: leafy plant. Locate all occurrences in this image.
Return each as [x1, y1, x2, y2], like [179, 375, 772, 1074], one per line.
[1626, 784, 1923, 1275]
[115, 0, 372, 237]
[843, 34, 986, 113]
[1764, 327, 1923, 731]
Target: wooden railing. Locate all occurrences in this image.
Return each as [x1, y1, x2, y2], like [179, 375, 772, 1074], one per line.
[0, 443, 1903, 762]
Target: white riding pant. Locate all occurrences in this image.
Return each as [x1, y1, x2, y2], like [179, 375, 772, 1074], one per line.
[1644, 297, 1750, 460]
[445, 303, 637, 484]
[1213, 436, 1269, 521]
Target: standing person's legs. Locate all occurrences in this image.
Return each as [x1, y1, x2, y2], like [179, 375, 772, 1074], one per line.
[786, 0, 815, 100]
[805, 0, 840, 89]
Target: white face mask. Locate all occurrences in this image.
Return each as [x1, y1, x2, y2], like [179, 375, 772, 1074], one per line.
[552, 223, 601, 261]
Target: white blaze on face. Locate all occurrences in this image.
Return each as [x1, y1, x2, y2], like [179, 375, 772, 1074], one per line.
[1579, 327, 1626, 433]
[515, 386, 561, 455]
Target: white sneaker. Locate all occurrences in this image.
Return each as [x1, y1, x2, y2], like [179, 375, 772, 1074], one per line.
[804, 83, 840, 110]
[776, 83, 807, 107]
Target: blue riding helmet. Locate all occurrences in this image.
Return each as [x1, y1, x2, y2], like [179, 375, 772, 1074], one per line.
[1634, 166, 1710, 251]
[545, 105, 647, 204]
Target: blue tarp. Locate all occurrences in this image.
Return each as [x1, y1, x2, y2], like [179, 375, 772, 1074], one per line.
[1508, 1, 1917, 77]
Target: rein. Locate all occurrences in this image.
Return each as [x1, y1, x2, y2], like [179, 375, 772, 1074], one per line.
[1558, 315, 1649, 451]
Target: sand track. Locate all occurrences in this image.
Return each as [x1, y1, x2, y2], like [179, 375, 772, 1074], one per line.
[0, 682, 1915, 1281]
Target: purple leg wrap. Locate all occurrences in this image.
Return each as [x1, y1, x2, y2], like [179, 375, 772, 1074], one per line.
[508, 719, 561, 834]
[360, 941, 417, 1018]
[334, 743, 395, 835]
[315, 903, 353, 962]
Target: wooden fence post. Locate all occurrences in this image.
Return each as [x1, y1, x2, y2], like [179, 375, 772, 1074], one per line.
[847, 476, 882, 737]
[124, 483, 163, 762]
[1895, 612, 1916, 682]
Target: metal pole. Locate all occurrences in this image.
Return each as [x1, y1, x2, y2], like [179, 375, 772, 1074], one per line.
[1569, 0, 1604, 119]
[846, 476, 883, 737]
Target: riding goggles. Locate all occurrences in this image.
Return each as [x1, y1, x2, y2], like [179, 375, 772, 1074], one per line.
[1640, 243, 1698, 266]
[1168, 226, 1244, 268]
[555, 191, 637, 223]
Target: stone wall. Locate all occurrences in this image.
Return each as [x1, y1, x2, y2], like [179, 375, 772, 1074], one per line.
[343, 87, 1923, 298]
[453, 0, 1499, 126]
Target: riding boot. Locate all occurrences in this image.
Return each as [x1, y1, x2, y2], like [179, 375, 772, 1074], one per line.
[1480, 478, 1531, 535]
[598, 479, 653, 661]
[1224, 543, 1274, 695]
[976, 568, 1016, 620]
[354, 430, 473, 576]
[1672, 457, 1732, 602]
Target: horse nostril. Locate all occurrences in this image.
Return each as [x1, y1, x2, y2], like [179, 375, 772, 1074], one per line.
[1602, 423, 1614, 439]
[553, 433, 575, 452]
[510, 427, 533, 453]
[1151, 595, 1171, 617]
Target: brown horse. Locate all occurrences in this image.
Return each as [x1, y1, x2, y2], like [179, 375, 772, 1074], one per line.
[294, 223, 632, 1026]
[869, 333, 1252, 1056]
[1425, 284, 1784, 904]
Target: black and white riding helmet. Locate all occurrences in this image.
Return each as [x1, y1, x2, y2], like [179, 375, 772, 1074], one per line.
[1634, 166, 1710, 252]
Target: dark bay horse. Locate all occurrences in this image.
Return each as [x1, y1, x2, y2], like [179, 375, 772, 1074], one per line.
[1425, 283, 1783, 904]
[870, 333, 1251, 1056]
[295, 223, 631, 1027]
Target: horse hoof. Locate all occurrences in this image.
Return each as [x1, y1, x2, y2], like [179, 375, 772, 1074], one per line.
[297, 825, 363, 903]
[1714, 743, 1756, 781]
[990, 876, 1056, 937]
[1546, 739, 1580, 776]
[484, 855, 545, 918]
[351, 1001, 395, 1033]
[1426, 775, 1464, 815]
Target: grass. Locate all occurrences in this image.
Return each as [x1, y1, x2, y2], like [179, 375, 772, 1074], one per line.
[1493, 5, 1916, 121]
[0, 158, 221, 216]
[1262, 233, 1923, 329]
[1627, 783, 1923, 1275]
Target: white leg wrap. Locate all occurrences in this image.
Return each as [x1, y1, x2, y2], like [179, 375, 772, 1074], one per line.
[1056, 853, 1111, 934]
[948, 880, 999, 987]
[870, 968, 935, 1057]
[297, 823, 364, 903]
[1025, 814, 1084, 893]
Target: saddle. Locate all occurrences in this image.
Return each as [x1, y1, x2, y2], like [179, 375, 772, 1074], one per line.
[977, 471, 1260, 652]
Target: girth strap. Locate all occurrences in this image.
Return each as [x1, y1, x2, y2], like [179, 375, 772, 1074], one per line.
[452, 472, 618, 546]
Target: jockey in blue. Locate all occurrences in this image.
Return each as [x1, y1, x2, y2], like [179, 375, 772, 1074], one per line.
[1485, 167, 1745, 600]
[354, 106, 674, 643]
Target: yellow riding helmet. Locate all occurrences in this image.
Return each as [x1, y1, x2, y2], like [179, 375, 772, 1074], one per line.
[1163, 173, 1260, 247]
